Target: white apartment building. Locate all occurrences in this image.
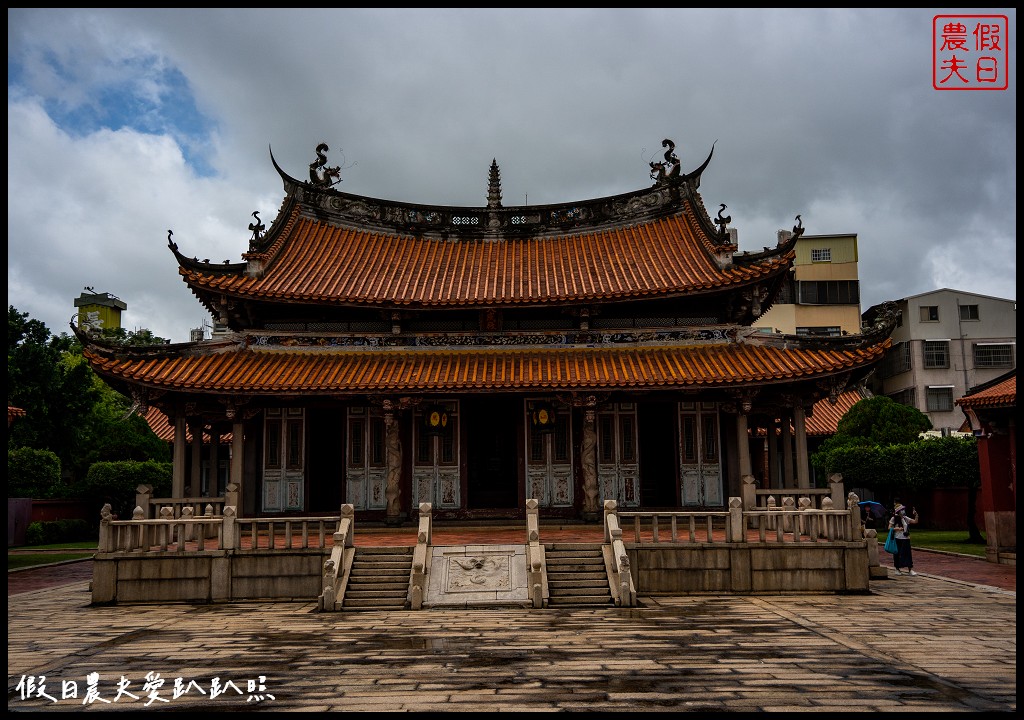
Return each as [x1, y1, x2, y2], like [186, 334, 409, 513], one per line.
[864, 289, 1016, 433]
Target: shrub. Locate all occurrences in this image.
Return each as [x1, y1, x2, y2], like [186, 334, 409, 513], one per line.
[24, 518, 94, 546]
[74, 460, 172, 519]
[7, 447, 66, 498]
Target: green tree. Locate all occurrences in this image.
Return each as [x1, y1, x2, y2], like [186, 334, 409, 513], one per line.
[8, 306, 98, 479]
[8, 306, 170, 489]
[827, 395, 933, 448]
[905, 436, 983, 542]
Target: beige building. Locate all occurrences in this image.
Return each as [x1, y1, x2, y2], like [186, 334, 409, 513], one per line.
[755, 233, 861, 336]
[864, 289, 1016, 434]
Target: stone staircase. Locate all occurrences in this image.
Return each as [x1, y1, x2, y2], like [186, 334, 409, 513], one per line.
[544, 542, 614, 607]
[341, 546, 413, 611]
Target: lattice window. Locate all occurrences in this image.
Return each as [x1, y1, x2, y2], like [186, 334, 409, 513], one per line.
[974, 344, 1013, 368]
[926, 387, 954, 412]
[923, 340, 950, 369]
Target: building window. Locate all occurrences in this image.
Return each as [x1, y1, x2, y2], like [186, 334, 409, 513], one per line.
[797, 280, 860, 305]
[881, 341, 912, 378]
[926, 386, 954, 412]
[974, 344, 1014, 368]
[923, 340, 949, 369]
[888, 388, 917, 408]
[810, 248, 832, 262]
[796, 326, 842, 337]
[959, 304, 980, 321]
[919, 305, 939, 322]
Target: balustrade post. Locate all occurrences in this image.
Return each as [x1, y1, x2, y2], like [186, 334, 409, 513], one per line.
[727, 497, 744, 543]
[830, 473, 845, 509]
[222, 506, 238, 549]
[741, 474, 757, 510]
[135, 484, 153, 519]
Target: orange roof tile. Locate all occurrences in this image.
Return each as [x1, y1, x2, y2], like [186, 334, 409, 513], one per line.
[181, 208, 789, 308]
[88, 342, 885, 395]
[956, 374, 1016, 409]
[805, 389, 866, 436]
[143, 407, 233, 443]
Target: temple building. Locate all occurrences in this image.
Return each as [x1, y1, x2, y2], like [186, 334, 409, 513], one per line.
[76, 139, 897, 523]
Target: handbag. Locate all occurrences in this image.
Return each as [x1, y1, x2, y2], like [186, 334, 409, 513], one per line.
[883, 529, 898, 554]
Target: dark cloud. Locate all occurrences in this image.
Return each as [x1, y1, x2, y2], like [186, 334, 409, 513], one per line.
[8, 8, 1015, 342]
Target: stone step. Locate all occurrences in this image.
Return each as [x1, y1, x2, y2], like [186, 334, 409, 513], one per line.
[547, 570, 607, 581]
[548, 553, 602, 565]
[356, 546, 415, 554]
[546, 562, 604, 572]
[345, 589, 408, 599]
[546, 543, 603, 551]
[343, 598, 408, 610]
[548, 596, 613, 606]
[348, 568, 408, 576]
[345, 581, 409, 591]
[552, 577, 606, 589]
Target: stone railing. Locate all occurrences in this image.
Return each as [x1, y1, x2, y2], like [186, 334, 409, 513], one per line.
[611, 495, 870, 594]
[616, 495, 859, 545]
[409, 503, 433, 610]
[236, 515, 341, 550]
[524, 499, 547, 609]
[603, 500, 638, 607]
[616, 508, 733, 544]
[136, 483, 228, 520]
[741, 473, 846, 512]
[319, 504, 355, 612]
[99, 502, 344, 554]
[98, 503, 229, 553]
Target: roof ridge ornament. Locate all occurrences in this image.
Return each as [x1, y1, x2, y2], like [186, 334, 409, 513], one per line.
[247, 210, 265, 249]
[308, 142, 341, 188]
[650, 139, 681, 184]
[715, 203, 732, 236]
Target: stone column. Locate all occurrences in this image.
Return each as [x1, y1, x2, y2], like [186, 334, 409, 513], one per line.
[782, 410, 794, 489]
[383, 399, 403, 526]
[794, 404, 810, 489]
[231, 420, 244, 515]
[768, 417, 780, 489]
[735, 412, 752, 479]
[188, 418, 203, 497]
[209, 426, 220, 496]
[581, 408, 599, 520]
[173, 414, 187, 499]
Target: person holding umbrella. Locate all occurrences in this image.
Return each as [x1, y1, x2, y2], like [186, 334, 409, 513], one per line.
[888, 502, 920, 575]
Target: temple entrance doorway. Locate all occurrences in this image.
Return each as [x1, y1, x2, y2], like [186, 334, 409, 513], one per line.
[465, 397, 519, 509]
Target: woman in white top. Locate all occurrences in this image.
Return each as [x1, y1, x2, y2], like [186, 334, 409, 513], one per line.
[888, 503, 920, 575]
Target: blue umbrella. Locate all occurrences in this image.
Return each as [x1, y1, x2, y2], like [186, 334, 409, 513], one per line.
[857, 500, 887, 519]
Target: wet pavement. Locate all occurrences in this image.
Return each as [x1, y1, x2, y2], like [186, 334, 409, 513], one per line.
[7, 532, 1015, 712]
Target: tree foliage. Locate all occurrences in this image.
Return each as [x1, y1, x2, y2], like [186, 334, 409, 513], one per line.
[8, 306, 98, 475]
[7, 447, 65, 498]
[8, 306, 169, 491]
[822, 396, 933, 451]
[80, 460, 173, 519]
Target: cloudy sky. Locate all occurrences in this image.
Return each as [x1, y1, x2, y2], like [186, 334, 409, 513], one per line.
[8, 8, 1016, 343]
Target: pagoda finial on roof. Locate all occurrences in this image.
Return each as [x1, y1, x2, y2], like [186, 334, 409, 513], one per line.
[487, 158, 503, 209]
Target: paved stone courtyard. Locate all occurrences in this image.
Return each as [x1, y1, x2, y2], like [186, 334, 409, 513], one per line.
[7, 568, 1015, 712]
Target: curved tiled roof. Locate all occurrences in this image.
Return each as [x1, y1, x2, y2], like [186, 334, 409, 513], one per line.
[143, 407, 232, 443]
[805, 388, 867, 436]
[172, 143, 798, 311]
[956, 374, 1016, 409]
[179, 207, 789, 309]
[86, 341, 886, 395]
